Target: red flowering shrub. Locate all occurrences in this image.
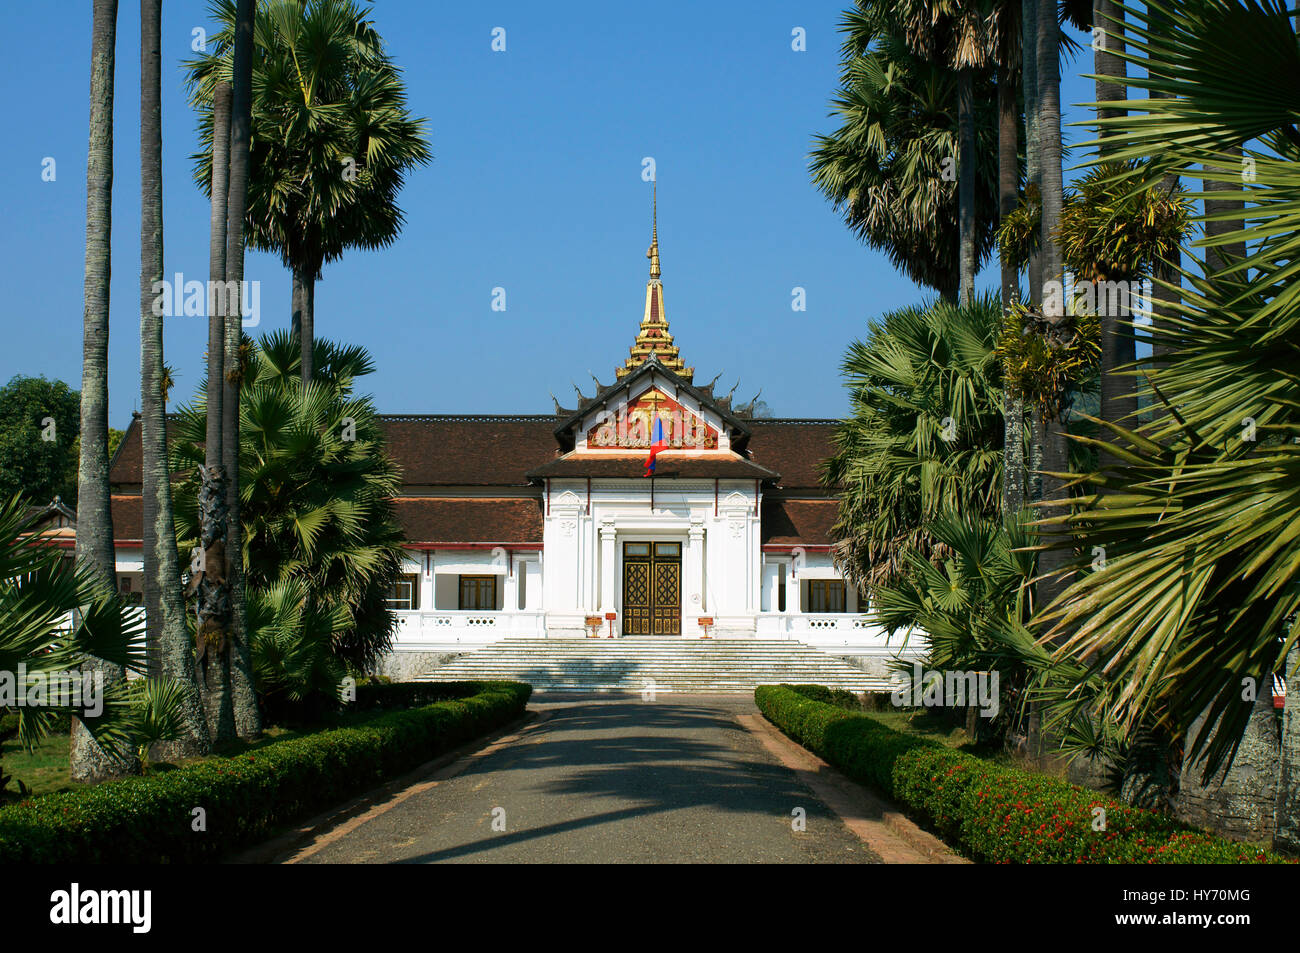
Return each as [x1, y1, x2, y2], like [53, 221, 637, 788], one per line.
[756, 684, 1290, 864]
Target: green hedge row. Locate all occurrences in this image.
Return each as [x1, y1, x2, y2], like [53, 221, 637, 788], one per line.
[755, 684, 1288, 864]
[351, 679, 484, 711]
[0, 680, 531, 863]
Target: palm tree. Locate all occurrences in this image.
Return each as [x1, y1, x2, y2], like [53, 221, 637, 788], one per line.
[1, 495, 148, 788]
[186, 0, 432, 382]
[1038, 0, 1299, 790]
[870, 510, 1038, 738]
[990, 0, 1029, 514]
[196, 80, 232, 737]
[824, 295, 1007, 589]
[811, 4, 1001, 300]
[1091, 0, 1142, 448]
[70, 0, 130, 783]
[171, 332, 405, 679]
[1028, 0, 1074, 635]
[222, 0, 262, 741]
[138, 0, 210, 760]
[891, 1, 999, 306]
[246, 578, 351, 724]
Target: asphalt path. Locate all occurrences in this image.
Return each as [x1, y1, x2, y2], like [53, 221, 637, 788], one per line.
[294, 694, 881, 864]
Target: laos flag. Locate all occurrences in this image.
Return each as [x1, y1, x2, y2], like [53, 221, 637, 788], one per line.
[644, 416, 667, 475]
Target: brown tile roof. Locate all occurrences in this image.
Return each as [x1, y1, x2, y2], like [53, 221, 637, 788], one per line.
[108, 417, 144, 486]
[526, 452, 779, 481]
[761, 497, 840, 547]
[745, 420, 838, 490]
[107, 413, 842, 492]
[383, 416, 562, 486]
[110, 414, 563, 487]
[394, 497, 543, 545]
[109, 494, 144, 545]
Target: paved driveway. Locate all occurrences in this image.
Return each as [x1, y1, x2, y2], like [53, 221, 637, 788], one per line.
[292, 694, 880, 864]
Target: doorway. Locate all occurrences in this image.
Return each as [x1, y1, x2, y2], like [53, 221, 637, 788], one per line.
[621, 541, 681, 635]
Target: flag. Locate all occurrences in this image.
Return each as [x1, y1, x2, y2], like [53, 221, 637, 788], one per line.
[644, 415, 667, 476]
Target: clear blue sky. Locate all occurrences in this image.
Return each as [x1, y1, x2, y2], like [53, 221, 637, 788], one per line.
[1, 1, 1099, 429]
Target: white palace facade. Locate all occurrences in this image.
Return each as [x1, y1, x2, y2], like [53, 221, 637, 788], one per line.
[106, 218, 913, 678]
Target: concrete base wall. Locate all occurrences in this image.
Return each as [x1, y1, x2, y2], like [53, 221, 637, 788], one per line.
[835, 654, 898, 681]
[374, 651, 462, 682]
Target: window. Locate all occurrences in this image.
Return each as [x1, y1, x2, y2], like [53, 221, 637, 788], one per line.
[808, 579, 846, 613]
[459, 575, 497, 611]
[386, 573, 420, 611]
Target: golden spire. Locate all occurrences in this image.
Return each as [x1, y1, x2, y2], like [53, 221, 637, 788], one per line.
[647, 182, 660, 279]
[617, 183, 693, 383]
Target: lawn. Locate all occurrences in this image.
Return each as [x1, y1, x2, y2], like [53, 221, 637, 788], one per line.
[0, 706, 393, 800]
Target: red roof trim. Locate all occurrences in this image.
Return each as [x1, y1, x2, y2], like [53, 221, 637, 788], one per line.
[405, 542, 543, 551]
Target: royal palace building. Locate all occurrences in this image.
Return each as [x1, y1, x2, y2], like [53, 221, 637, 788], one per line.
[105, 214, 915, 683]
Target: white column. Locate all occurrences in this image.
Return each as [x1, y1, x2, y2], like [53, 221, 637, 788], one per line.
[761, 558, 779, 612]
[687, 521, 705, 631]
[787, 562, 802, 614]
[525, 559, 542, 610]
[503, 563, 518, 614]
[419, 552, 435, 611]
[599, 522, 617, 616]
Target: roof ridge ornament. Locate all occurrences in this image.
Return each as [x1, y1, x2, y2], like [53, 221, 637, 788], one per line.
[616, 183, 693, 384]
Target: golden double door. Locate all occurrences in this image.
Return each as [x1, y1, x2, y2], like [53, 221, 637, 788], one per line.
[622, 541, 681, 635]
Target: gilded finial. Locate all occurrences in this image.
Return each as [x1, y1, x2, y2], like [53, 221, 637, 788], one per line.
[647, 181, 660, 279]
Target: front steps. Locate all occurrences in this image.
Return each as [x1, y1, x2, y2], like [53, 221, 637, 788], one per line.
[413, 637, 893, 693]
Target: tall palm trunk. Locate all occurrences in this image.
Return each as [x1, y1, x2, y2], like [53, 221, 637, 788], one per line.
[957, 69, 977, 307]
[1276, 642, 1300, 853]
[1021, 0, 1041, 305]
[294, 266, 315, 381]
[1203, 153, 1248, 272]
[1146, 4, 1179, 383]
[1027, 0, 1071, 767]
[70, 0, 131, 783]
[998, 51, 1026, 515]
[1035, 0, 1068, 584]
[1094, 1, 1137, 447]
[139, 0, 210, 759]
[198, 81, 234, 738]
[224, 0, 263, 739]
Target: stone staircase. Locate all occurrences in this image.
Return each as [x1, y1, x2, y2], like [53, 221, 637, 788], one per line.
[413, 637, 892, 693]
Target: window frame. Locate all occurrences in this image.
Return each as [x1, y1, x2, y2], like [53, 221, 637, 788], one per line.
[386, 573, 421, 611]
[807, 578, 846, 613]
[458, 574, 498, 611]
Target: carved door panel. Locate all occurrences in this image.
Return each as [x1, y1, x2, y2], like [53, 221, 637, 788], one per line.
[652, 559, 681, 635]
[622, 556, 651, 635]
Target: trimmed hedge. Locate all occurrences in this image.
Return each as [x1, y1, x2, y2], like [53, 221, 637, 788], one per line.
[756, 684, 1288, 864]
[351, 679, 485, 711]
[0, 680, 530, 863]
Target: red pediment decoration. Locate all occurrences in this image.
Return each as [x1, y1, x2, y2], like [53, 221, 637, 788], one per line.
[587, 388, 719, 449]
